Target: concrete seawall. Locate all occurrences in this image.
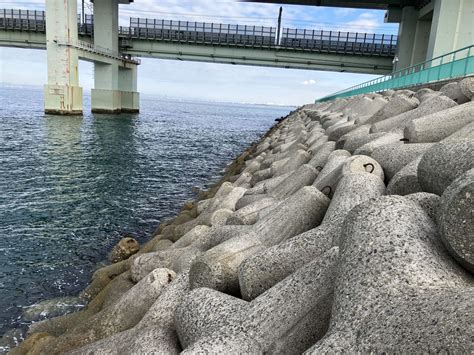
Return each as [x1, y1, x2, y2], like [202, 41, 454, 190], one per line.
[6, 77, 474, 354]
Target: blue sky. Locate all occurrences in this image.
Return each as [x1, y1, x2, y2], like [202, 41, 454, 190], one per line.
[0, 0, 399, 105]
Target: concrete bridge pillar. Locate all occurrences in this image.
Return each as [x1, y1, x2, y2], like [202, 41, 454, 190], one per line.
[427, 0, 474, 60]
[91, 0, 139, 113]
[393, 6, 417, 71]
[44, 0, 82, 115]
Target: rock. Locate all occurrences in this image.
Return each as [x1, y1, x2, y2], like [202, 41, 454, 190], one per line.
[108, 236, 140, 263]
[371, 143, 433, 180]
[386, 156, 423, 196]
[306, 196, 474, 353]
[22, 296, 86, 322]
[404, 101, 474, 143]
[418, 141, 474, 195]
[437, 169, 474, 272]
[69, 272, 190, 355]
[29, 268, 176, 354]
[0, 329, 23, 354]
[439, 81, 470, 104]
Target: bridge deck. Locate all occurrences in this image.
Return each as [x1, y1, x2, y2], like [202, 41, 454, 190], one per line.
[0, 9, 396, 74]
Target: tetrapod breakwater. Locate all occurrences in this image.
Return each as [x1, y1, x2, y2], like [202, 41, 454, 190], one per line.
[7, 77, 474, 354]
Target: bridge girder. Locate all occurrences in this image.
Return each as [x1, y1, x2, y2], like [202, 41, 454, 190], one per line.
[241, 0, 431, 10]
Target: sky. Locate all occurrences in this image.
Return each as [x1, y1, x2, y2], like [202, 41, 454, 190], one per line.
[0, 0, 399, 105]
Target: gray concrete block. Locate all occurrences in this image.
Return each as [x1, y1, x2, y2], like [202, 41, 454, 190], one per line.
[226, 197, 277, 225]
[175, 288, 247, 348]
[353, 130, 404, 156]
[322, 172, 385, 225]
[189, 186, 330, 294]
[272, 149, 311, 176]
[307, 141, 335, 170]
[235, 193, 267, 210]
[459, 76, 474, 100]
[418, 142, 474, 195]
[370, 95, 457, 133]
[239, 223, 340, 300]
[404, 101, 474, 143]
[184, 248, 339, 354]
[440, 81, 470, 104]
[404, 192, 440, 221]
[385, 156, 423, 196]
[343, 132, 386, 153]
[371, 143, 433, 180]
[437, 168, 474, 272]
[306, 196, 473, 353]
[246, 171, 292, 195]
[70, 272, 190, 355]
[271, 164, 318, 199]
[360, 94, 419, 125]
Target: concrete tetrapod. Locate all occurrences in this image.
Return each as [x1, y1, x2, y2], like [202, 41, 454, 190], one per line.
[28, 268, 176, 354]
[404, 101, 474, 143]
[70, 272, 190, 355]
[238, 172, 385, 301]
[182, 248, 339, 354]
[371, 143, 433, 180]
[385, 156, 423, 196]
[439, 81, 470, 104]
[369, 95, 457, 133]
[314, 155, 384, 198]
[305, 196, 474, 353]
[189, 186, 330, 295]
[404, 192, 440, 221]
[358, 94, 419, 125]
[459, 77, 474, 100]
[175, 288, 248, 348]
[131, 225, 252, 280]
[437, 169, 474, 273]
[225, 197, 277, 225]
[306, 142, 335, 170]
[417, 141, 474, 195]
[353, 129, 404, 156]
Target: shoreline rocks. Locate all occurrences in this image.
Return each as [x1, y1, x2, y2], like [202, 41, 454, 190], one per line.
[10, 82, 474, 354]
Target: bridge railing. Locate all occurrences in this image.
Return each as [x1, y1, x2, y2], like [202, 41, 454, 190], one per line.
[281, 28, 397, 56]
[0, 9, 45, 31]
[126, 18, 277, 48]
[316, 45, 474, 101]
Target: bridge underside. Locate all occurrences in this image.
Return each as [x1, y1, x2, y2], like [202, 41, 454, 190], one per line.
[0, 32, 393, 74]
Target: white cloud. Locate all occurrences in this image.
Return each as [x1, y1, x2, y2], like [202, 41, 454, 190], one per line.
[302, 79, 316, 85]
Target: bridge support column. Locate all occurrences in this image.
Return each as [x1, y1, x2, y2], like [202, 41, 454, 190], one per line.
[44, 0, 82, 115]
[91, 0, 139, 113]
[427, 0, 474, 59]
[91, 0, 122, 113]
[410, 17, 431, 65]
[394, 6, 417, 71]
[119, 65, 139, 113]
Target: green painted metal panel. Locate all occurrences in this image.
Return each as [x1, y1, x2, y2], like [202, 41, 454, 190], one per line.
[317, 45, 474, 102]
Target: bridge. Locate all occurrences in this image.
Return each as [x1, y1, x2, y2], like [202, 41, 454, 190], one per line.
[0, 0, 472, 115]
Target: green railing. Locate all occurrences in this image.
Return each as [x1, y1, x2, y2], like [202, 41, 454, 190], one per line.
[316, 45, 474, 102]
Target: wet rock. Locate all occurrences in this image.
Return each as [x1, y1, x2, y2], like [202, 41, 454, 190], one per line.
[108, 236, 140, 263]
[22, 296, 86, 322]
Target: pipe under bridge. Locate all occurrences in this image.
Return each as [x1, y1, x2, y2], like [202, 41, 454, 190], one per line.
[0, 6, 397, 115]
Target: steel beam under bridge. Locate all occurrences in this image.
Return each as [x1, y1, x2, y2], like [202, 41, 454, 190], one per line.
[241, 0, 431, 10]
[0, 31, 393, 74]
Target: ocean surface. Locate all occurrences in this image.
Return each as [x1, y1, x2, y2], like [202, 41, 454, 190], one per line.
[0, 85, 293, 338]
